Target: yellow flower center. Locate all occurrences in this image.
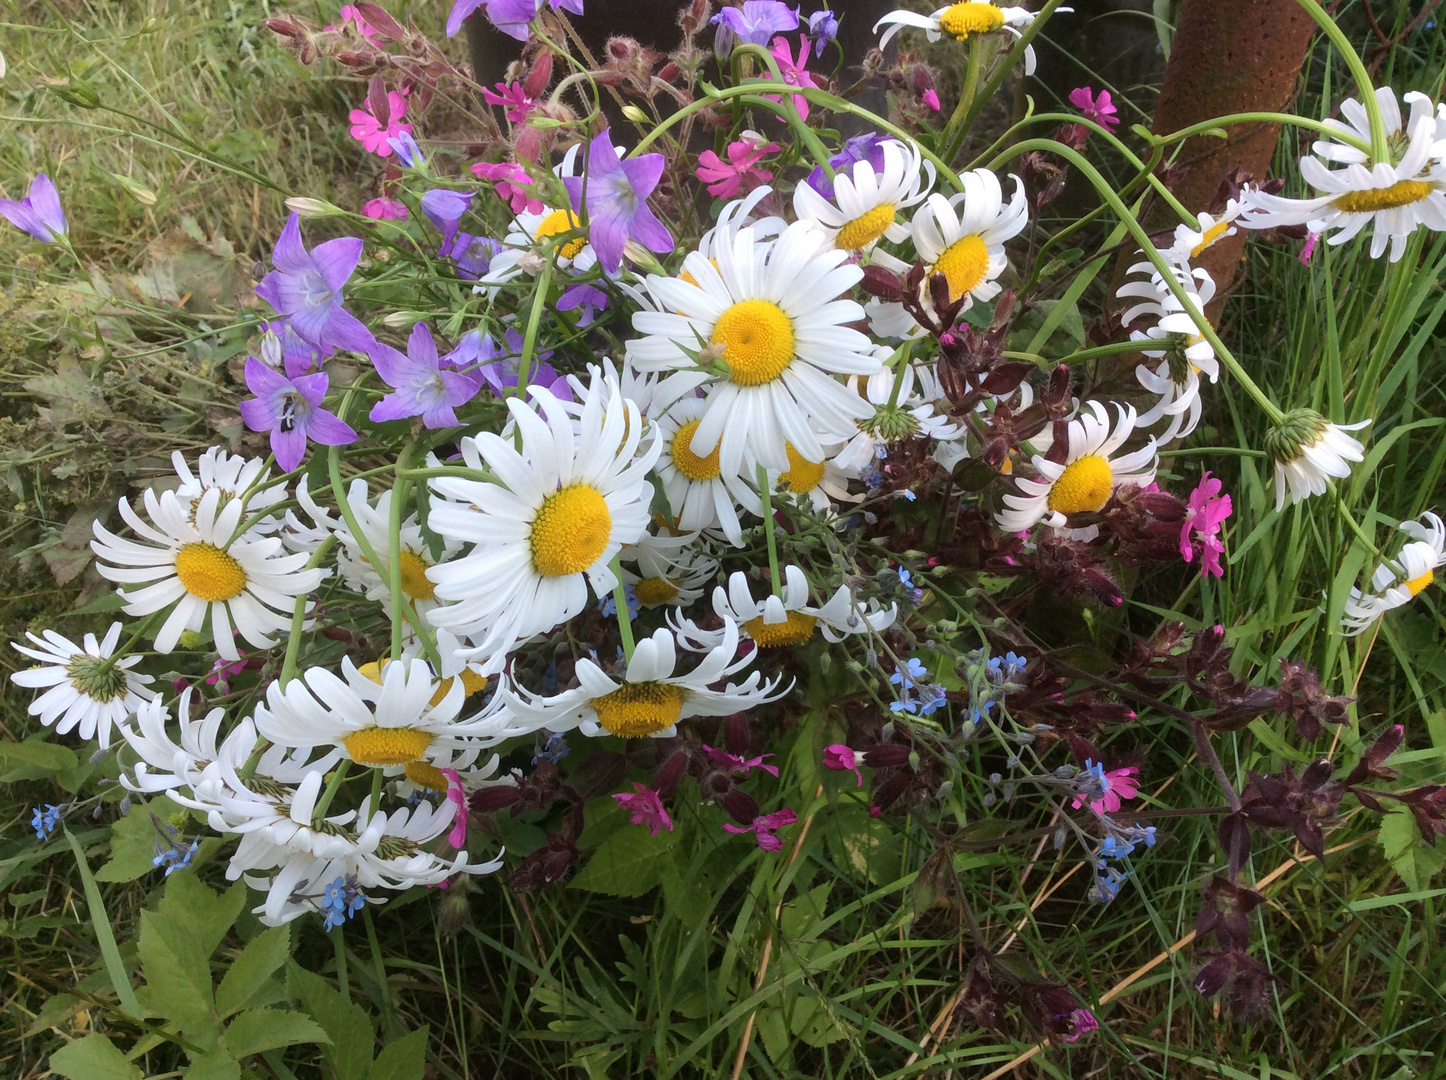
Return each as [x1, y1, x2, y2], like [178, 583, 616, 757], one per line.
[174, 543, 247, 602]
[534, 208, 586, 259]
[591, 681, 685, 738]
[933, 234, 990, 302]
[1405, 568, 1434, 597]
[670, 418, 723, 481]
[404, 760, 449, 792]
[342, 726, 433, 767]
[678, 258, 718, 288]
[779, 443, 825, 493]
[1332, 180, 1432, 214]
[634, 576, 681, 606]
[743, 610, 818, 647]
[531, 484, 613, 577]
[938, 2, 1005, 39]
[835, 202, 896, 251]
[398, 549, 436, 601]
[1190, 219, 1232, 258]
[1046, 454, 1114, 515]
[459, 666, 490, 696]
[711, 299, 796, 386]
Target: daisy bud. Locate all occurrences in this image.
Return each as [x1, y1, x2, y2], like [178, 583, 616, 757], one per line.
[1263, 408, 1369, 510]
[382, 310, 423, 328]
[284, 196, 344, 218]
[621, 104, 649, 123]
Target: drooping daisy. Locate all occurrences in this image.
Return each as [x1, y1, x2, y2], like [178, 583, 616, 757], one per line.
[426, 367, 660, 662]
[501, 621, 788, 740]
[10, 622, 154, 750]
[764, 439, 858, 512]
[172, 447, 287, 527]
[91, 487, 325, 660]
[831, 359, 965, 475]
[997, 401, 1157, 532]
[793, 138, 935, 253]
[626, 220, 882, 475]
[619, 535, 718, 608]
[254, 656, 510, 772]
[874, 3, 1057, 75]
[1263, 408, 1369, 510]
[1341, 512, 1445, 634]
[654, 396, 763, 546]
[1117, 261, 1219, 445]
[333, 478, 462, 622]
[1310, 87, 1440, 167]
[1163, 201, 1244, 267]
[280, 474, 340, 555]
[676, 565, 897, 650]
[1240, 91, 1446, 262]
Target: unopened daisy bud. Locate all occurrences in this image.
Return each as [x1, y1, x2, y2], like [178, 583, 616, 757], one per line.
[1264, 408, 1369, 510]
[382, 310, 423, 329]
[108, 172, 156, 206]
[285, 196, 344, 218]
[620, 104, 649, 123]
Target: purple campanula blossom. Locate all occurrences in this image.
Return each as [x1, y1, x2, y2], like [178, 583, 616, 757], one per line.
[454, 0, 583, 41]
[239, 357, 358, 471]
[712, 1, 799, 52]
[0, 174, 68, 242]
[386, 131, 425, 168]
[258, 320, 327, 370]
[446, 232, 502, 280]
[369, 323, 480, 428]
[561, 127, 672, 274]
[557, 282, 607, 326]
[420, 188, 475, 250]
[445, 328, 569, 399]
[806, 9, 838, 56]
[446, 0, 486, 36]
[805, 132, 889, 198]
[255, 213, 376, 354]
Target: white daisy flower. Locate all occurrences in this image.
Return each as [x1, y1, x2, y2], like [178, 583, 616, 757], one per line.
[172, 447, 288, 533]
[9, 622, 154, 750]
[676, 565, 898, 650]
[1310, 87, 1440, 166]
[874, 2, 1060, 76]
[254, 656, 510, 770]
[425, 368, 660, 663]
[482, 204, 596, 286]
[764, 439, 859, 512]
[997, 401, 1157, 533]
[619, 536, 718, 608]
[626, 220, 882, 475]
[831, 360, 965, 475]
[655, 396, 762, 546]
[91, 486, 325, 660]
[333, 478, 462, 622]
[1240, 91, 1446, 262]
[1341, 512, 1444, 634]
[1264, 409, 1370, 511]
[280, 474, 340, 555]
[1117, 261, 1219, 445]
[794, 138, 935, 253]
[501, 621, 788, 740]
[1163, 201, 1244, 266]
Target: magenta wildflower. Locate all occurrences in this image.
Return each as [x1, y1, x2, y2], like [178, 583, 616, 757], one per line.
[1071, 765, 1140, 814]
[368, 323, 480, 428]
[1180, 472, 1232, 578]
[695, 133, 779, 197]
[822, 744, 862, 787]
[763, 34, 818, 121]
[702, 745, 780, 778]
[441, 768, 469, 848]
[1300, 231, 1320, 264]
[0, 174, 67, 242]
[1068, 86, 1119, 131]
[922, 88, 941, 111]
[471, 160, 543, 213]
[481, 81, 537, 124]
[239, 355, 358, 471]
[1059, 1008, 1100, 1042]
[204, 655, 249, 691]
[327, 4, 382, 42]
[255, 213, 376, 354]
[562, 127, 673, 274]
[724, 807, 798, 852]
[362, 197, 408, 220]
[613, 783, 673, 837]
[349, 90, 411, 157]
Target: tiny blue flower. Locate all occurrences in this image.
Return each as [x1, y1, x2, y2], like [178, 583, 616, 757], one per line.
[890, 657, 928, 687]
[31, 804, 62, 842]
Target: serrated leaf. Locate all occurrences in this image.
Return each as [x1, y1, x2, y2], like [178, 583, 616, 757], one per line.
[138, 910, 218, 1038]
[184, 1049, 242, 1080]
[288, 964, 374, 1080]
[96, 796, 186, 883]
[570, 815, 681, 896]
[49, 1034, 141, 1080]
[224, 1008, 330, 1059]
[160, 875, 247, 969]
[368, 1025, 429, 1080]
[0, 738, 80, 772]
[216, 925, 291, 1018]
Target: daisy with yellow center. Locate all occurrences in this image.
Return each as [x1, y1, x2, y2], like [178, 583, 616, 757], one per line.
[832, 357, 965, 476]
[618, 530, 718, 608]
[793, 138, 934, 253]
[1163, 202, 1244, 266]
[1342, 512, 1445, 635]
[626, 220, 883, 477]
[172, 446, 287, 534]
[764, 439, 859, 513]
[501, 621, 787, 741]
[675, 565, 897, 652]
[997, 402, 1157, 533]
[874, 3, 1055, 76]
[426, 366, 660, 666]
[333, 478, 462, 622]
[655, 397, 762, 546]
[91, 485, 325, 661]
[1117, 261, 1220, 446]
[10, 622, 155, 751]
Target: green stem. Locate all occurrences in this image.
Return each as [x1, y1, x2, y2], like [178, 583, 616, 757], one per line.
[1335, 493, 1383, 557]
[398, 465, 501, 485]
[1148, 111, 1374, 158]
[609, 555, 636, 662]
[959, 0, 1071, 137]
[1290, 0, 1388, 161]
[757, 465, 782, 597]
[513, 252, 554, 399]
[313, 760, 351, 823]
[941, 35, 983, 157]
[100, 609, 166, 673]
[388, 443, 419, 664]
[279, 535, 337, 690]
[884, 343, 912, 411]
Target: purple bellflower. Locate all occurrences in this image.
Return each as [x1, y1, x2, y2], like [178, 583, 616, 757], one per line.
[805, 132, 888, 199]
[386, 131, 425, 168]
[0, 174, 68, 242]
[255, 213, 376, 354]
[239, 356, 358, 471]
[562, 127, 672, 274]
[556, 282, 608, 326]
[369, 323, 480, 428]
[806, 8, 839, 56]
[446, 232, 503, 280]
[444, 328, 570, 399]
[712, 1, 799, 52]
[449, 0, 583, 41]
[420, 188, 475, 251]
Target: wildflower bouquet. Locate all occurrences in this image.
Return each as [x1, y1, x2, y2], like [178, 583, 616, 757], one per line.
[9, 0, 1446, 1066]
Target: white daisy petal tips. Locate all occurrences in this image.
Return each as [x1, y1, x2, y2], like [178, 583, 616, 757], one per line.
[1341, 512, 1444, 635]
[1264, 409, 1369, 511]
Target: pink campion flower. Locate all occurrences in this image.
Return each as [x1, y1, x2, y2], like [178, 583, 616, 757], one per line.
[204, 655, 249, 691]
[482, 81, 536, 124]
[823, 744, 862, 787]
[471, 160, 544, 213]
[613, 783, 673, 837]
[1300, 231, 1320, 264]
[362, 197, 408, 220]
[349, 90, 411, 157]
[1072, 765, 1140, 814]
[763, 35, 818, 121]
[694, 133, 778, 197]
[1060, 1008, 1100, 1043]
[702, 745, 779, 778]
[440, 768, 468, 848]
[1180, 472, 1232, 578]
[724, 807, 798, 852]
[1068, 86, 1119, 131]
[326, 4, 381, 42]
[922, 88, 941, 112]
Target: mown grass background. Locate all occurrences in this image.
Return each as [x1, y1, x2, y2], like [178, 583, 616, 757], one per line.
[2, 1, 1446, 1077]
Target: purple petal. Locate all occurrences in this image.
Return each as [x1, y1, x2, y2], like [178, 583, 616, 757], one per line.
[272, 213, 311, 274]
[290, 370, 331, 406]
[254, 272, 284, 314]
[271, 426, 309, 472]
[486, 0, 540, 38]
[586, 128, 624, 178]
[619, 153, 665, 199]
[322, 306, 378, 354]
[244, 356, 293, 397]
[588, 212, 628, 274]
[627, 203, 674, 255]
[420, 400, 462, 428]
[311, 236, 364, 294]
[26, 174, 66, 237]
[408, 322, 440, 368]
[287, 299, 334, 348]
[0, 199, 45, 241]
[305, 408, 359, 447]
[561, 176, 585, 213]
[239, 397, 277, 432]
[439, 368, 481, 407]
[446, 0, 487, 36]
[370, 394, 417, 423]
[368, 341, 413, 388]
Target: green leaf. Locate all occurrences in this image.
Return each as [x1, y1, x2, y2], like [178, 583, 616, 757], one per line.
[216, 925, 292, 1018]
[96, 796, 187, 883]
[570, 813, 681, 896]
[224, 1008, 330, 1060]
[288, 964, 374, 1080]
[159, 874, 247, 965]
[49, 1034, 141, 1080]
[0, 738, 80, 772]
[138, 909, 219, 1037]
[368, 1025, 429, 1080]
[1380, 806, 1446, 892]
[62, 829, 144, 1019]
[184, 1049, 243, 1080]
